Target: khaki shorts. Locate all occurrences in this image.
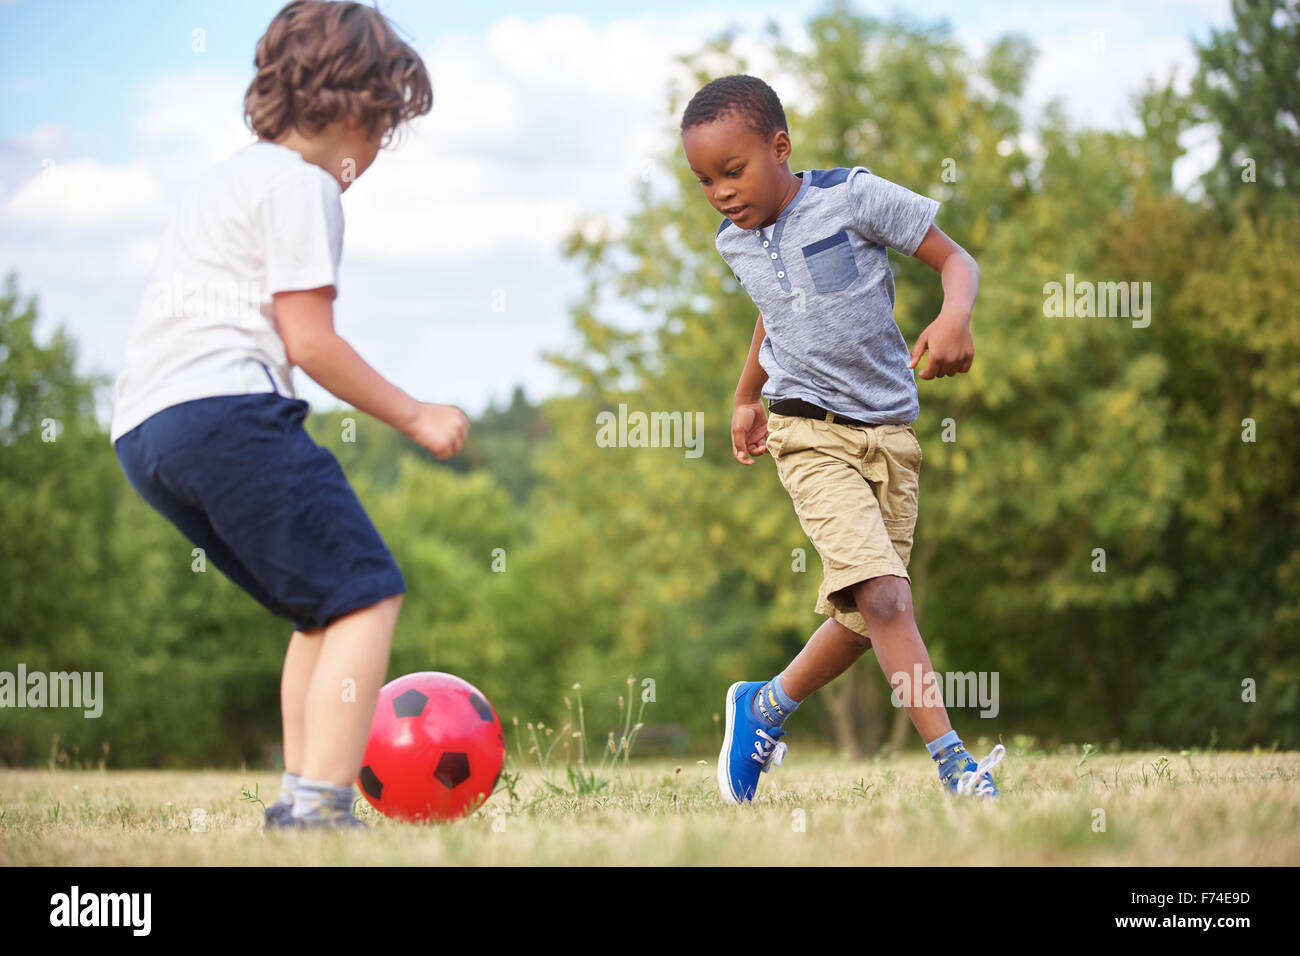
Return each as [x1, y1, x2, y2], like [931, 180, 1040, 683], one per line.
[765, 411, 921, 639]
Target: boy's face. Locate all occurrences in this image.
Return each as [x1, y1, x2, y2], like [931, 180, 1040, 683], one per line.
[682, 112, 795, 230]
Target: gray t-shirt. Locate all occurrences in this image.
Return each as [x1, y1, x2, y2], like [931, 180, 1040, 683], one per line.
[716, 166, 939, 423]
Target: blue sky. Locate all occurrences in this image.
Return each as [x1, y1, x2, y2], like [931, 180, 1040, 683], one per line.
[1, 0, 1232, 419]
[2, 1, 1230, 150]
[2, 0, 764, 159]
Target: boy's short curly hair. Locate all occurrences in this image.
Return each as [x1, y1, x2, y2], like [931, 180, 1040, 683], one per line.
[244, 0, 433, 147]
[680, 74, 788, 140]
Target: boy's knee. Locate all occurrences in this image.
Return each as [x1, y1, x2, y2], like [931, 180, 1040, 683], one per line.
[852, 575, 912, 626]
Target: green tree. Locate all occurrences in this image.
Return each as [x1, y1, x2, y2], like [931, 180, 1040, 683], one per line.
[1193, 0, 1300, 221]
[0, 274, 121, 764]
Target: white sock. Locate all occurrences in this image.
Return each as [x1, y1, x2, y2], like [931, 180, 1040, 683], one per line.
[291, 776, 355, 818]
[277, 771, 300, 806]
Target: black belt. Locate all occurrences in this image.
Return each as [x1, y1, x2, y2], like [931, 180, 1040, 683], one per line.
[768, 398, 873, 427]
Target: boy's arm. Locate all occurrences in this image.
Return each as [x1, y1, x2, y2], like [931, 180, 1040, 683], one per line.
[906, 225, 979, 380]
[735, 313, 769, 402]
[732, 314, 770, 465]
[274, 287, 468, 459]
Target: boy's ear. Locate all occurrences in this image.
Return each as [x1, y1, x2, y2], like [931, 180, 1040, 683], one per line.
[772, 129, 792, 163]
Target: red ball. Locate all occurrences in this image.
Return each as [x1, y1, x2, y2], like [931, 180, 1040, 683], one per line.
[357, 671, 505, 822]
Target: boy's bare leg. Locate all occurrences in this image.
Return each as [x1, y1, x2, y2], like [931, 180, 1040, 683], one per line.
[281, 629, 326, 774]
[852, 574, 951, 742]
[772, 576, 950, 742]
[781, 618, 873, 700]
[299, 594, 402, 786]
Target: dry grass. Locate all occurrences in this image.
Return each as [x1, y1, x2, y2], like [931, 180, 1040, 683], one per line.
[3, 744, 1298, 866]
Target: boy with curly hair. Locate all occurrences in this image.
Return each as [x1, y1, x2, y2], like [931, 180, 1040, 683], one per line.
[681, 74, 1005, 803]
[111, 0, 466, 828]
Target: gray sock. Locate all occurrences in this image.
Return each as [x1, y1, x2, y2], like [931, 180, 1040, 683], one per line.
[291, 776, 355, 818]
[751, 673, 800, 727]
[277, 771, 300, 807]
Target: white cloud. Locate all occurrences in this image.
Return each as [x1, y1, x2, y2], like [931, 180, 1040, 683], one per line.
[340, 10, 784, 265]
[1024, 27, 1201, 133]
[1150, 0, 1232, 20]
[7, 123, 67, 159]
[2, 69, 254, 237]
[950, 0, 1219, 140]
[5, 158, 167, 230]
[135, 67, 255, 171]
[1173, 120, 1220, 195]
[14, 8, 1211, 259]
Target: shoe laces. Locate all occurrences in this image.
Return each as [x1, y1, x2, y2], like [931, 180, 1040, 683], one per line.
[751, 726, 787, 774]
[954, 743, 1005, 796]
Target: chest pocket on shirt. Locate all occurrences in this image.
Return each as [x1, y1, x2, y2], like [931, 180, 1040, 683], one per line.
[801, 229, 858, 293]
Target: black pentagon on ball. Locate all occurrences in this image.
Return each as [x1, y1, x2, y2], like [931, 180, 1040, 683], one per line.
[434, 752, 471, 789]
[359, 765, 383, 800]
[469, 691, 494, 722]
[392, 689, 429, 718]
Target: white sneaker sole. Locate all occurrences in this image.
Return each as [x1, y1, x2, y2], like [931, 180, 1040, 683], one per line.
[717, 680, 744, 805]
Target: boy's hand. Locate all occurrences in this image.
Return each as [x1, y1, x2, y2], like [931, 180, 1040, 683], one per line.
[731, 400, 769, 465]
[403, 402, 469, 459]
[909, 310, 974, 380]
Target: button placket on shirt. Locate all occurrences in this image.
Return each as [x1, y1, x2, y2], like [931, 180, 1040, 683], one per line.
[755, 222, 793, 292]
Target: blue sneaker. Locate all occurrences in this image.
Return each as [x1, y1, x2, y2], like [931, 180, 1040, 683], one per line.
[937, 743, 1005, 798]
[266, 805, 369, 830]
[718, 681, 788, 804]
[262, 801, 293, 830]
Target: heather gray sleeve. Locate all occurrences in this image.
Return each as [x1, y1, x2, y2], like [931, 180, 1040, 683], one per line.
[848, 168, 940, 255]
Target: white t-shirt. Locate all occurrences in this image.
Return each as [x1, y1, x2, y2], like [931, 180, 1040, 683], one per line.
[110, 140, 343, 442]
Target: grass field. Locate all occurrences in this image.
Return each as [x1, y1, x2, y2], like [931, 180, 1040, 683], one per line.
[3, 742, 1298, 866]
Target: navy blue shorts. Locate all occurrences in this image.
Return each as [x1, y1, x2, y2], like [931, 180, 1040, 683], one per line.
[114, 393, 406, 631]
